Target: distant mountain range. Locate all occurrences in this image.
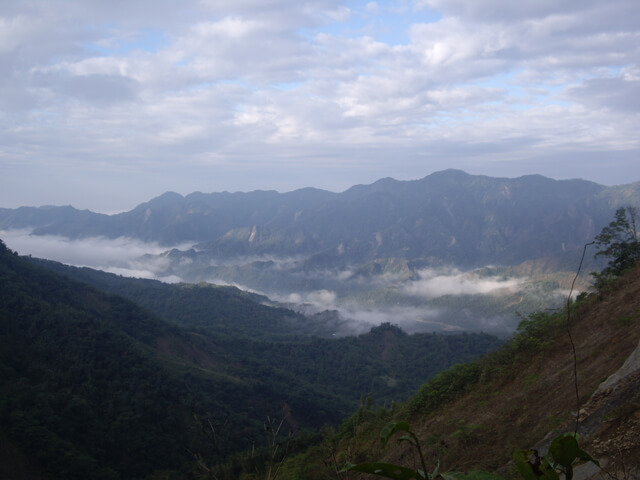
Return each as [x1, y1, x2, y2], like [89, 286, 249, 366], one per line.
[2, 170, 638, 268]
[3, 170, 640, 334]
[3, 171, 639, 477]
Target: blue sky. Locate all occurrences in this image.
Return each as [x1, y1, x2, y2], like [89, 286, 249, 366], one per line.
[1, 0, 639, 212]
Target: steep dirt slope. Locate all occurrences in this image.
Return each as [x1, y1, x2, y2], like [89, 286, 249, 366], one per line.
[339, 265, 640, 478]
[424, 267, 639, 473]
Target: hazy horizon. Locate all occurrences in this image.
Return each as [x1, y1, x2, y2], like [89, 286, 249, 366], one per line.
[2, 169, 637, 214]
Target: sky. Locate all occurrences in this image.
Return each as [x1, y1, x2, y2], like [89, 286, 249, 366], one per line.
[1, 0, 639, 213]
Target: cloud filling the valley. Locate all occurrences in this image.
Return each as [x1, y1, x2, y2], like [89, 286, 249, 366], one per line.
[403, 267, 523, 299]
[0, 231, 586, 334]
[0, 229, 191, 281]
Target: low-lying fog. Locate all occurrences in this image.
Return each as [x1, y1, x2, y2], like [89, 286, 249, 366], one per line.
[2, 230, 573, 336]
[2, 229, 191, 282]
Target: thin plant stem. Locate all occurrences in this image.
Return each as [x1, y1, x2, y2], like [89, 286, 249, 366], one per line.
[566, 241, 594, 435]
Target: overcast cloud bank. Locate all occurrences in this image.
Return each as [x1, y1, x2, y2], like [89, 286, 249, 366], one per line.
[1, 0, 639, 211]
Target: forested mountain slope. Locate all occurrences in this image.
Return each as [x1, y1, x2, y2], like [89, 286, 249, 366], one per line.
[0, 241, 501, 479]
[27, 257, 324, 339]
[0, 239, 348, 479]
[26, 256, 503, 406]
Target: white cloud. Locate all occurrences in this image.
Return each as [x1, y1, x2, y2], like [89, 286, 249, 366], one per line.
[284, 289, 338, 308]
[416, 0, 608, 23]
[0, 229, 192, 281]
[0, 15, 38, 54]
[0, 229, 548, 333]
[403, 267, 522, 299]
[325, 6, 351, 22]
[0, 0, 639, 211]
[332, 305, 455, 335]
[274, 288, 453, 334]
[365, 2, 379, 14]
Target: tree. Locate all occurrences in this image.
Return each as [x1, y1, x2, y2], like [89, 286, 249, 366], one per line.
[593, 206, 640, 286]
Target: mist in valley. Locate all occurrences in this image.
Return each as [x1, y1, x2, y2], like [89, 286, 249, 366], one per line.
[1, 229, 576, 336]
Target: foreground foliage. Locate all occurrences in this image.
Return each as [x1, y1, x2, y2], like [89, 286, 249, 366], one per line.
[514, 433, 599, 480]
[344, 422, 599, 480]
[592, 206, 640, 288]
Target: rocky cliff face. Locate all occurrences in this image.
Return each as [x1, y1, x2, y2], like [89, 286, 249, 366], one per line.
[574, 338, 640, 479]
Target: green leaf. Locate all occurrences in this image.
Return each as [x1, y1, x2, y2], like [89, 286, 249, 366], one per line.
[549, 434, 580, 468]
[344, 462, 425, 479]
[548, 432, 599, 469]
[575, 446, 600, 467]
[380, 421, 412, 447]
[430, 461, 440, 479]
[398, 434, 418, 446]
[513, 450, 559, 480]
[513, 450, 540, 480]
[539, 457, 561, 480]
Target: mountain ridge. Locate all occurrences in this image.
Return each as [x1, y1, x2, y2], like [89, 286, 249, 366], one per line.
[0, 170, 629, 249]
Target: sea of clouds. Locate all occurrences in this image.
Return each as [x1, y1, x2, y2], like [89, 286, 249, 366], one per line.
[2, 230, 544, 334]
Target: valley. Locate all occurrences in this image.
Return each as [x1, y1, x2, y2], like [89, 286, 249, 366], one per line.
[0, 240, 501, 479]
[1, 170, 640, 479]
[3, 2, 639, 478]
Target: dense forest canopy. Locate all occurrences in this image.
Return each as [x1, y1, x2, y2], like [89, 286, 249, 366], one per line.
[0, 239, 501, 479]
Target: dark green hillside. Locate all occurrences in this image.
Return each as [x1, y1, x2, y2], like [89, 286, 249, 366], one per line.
[0, 241, 348, 478]
[28, 257, 315, 339]
[236, 324, 501, 405]
[0, 240, 194, 478]
[27, 257, 503, 405]
[1, 242, 502, 478]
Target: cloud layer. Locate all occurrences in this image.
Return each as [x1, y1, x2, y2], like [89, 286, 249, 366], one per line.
[1, 231, 525, 329]
[403, 267, 522, 299]
[0, 229, 189, 281]
[1, 0, 639, 211]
